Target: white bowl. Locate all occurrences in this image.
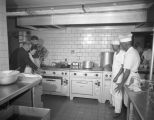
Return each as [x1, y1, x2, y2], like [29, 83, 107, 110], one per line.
[0, 70, 19, 85]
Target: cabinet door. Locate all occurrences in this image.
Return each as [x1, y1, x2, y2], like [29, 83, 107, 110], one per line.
[42, 79, 62, 92]
[72, 80, 93, 95]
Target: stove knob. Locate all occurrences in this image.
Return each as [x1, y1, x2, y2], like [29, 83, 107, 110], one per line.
[74, 73, 76, 75]
[65, 73, 67, 75]
[98, 82, 100, 86]
[85, 73, 87, 76]
[53, 72, 55, 74]
[62, 72, 64, 75]
[65, 80, 68, 84]
[105, 74, 108, 77]
[96, 74, 98, 77]
[110, 75, 112, 77]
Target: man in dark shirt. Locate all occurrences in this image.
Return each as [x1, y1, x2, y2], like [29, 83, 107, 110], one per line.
[10, 41, 38, 73]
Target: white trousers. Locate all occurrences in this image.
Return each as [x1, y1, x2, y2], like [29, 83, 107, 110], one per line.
[111, 83, 123, 113]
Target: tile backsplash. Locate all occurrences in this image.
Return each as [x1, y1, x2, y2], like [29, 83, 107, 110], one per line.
[0, 0, 9, 70]
[31, 26, 134, 66]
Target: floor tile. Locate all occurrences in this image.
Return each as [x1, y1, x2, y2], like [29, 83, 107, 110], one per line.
[42, 95, 126, 120]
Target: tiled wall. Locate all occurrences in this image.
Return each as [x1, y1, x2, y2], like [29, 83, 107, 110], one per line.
[32, 26, 134, 66]
[0, 0, 9, 70]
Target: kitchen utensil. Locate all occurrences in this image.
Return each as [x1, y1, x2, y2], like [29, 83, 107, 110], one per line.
[100, 52, 114, 70]
[0, 70, 19, 85]
[82, 61, 94, 69]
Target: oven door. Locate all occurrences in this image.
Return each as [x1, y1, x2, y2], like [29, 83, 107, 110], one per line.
[72, 80, 93, 95]
[42, 76, 62, 93]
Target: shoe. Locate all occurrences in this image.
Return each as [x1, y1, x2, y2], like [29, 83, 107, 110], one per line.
[113, 113, 121, 118]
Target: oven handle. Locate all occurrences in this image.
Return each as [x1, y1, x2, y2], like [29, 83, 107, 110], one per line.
[44, 78, 63, 85]
[76, 81, 88, 84]
[46, 79, 56, 82]
[43, 75, 62, 79]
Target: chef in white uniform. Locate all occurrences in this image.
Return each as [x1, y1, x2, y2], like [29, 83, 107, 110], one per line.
[115, 35, 141, 107]
[110, 40, 125, 118]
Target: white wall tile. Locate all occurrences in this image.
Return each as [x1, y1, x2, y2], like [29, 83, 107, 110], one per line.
[31, 27, 133, 66]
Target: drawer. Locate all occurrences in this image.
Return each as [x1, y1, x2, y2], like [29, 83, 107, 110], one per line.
[72, 80, 93, 95]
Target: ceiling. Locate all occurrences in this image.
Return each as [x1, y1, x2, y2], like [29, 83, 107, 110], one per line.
[6, 0, 153, 9]
[6, 0, 154, 30]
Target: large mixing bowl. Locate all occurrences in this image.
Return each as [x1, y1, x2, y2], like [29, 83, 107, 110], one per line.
[0, 70, 19, 85]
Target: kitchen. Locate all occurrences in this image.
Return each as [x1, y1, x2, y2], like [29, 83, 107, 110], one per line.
[0, 0, 154, 120]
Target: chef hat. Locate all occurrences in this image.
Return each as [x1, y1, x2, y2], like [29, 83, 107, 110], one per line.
[119, 34, 132, 42]
[112, 41, 120, 45]
[120, 37, 132, 42]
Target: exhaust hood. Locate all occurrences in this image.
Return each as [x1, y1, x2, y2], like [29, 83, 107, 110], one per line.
[7, 2, 154, 30]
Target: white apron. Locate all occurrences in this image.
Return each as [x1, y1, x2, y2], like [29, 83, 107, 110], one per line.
[110, 51, 125, 113]
[24, 66, 32, 73]
[110, 72, 123, 113]
[124, 71, 140, 107]
[123, 47, 141, 107]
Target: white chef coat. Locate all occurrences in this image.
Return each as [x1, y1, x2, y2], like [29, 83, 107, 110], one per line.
[112, 50, 125, 83]
[123, 47, 141, 85]
[123, 47, 141, 107]
[110, 50, 125, 113]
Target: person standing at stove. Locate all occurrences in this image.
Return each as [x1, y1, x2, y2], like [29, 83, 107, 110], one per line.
[24, 45, 38, 73]
[110, 40, 125, 118]
[10, 41, 38, 73]
[30, 35, 48, 67]
[115, 35, 141, 114]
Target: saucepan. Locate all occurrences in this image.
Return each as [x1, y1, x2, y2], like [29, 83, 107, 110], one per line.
[0, 70, 19, 85]
[82, 61, 94, 69]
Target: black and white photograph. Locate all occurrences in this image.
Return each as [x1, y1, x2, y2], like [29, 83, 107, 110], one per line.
[0, 0, 154, 120]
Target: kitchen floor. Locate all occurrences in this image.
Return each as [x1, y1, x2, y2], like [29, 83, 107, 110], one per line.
[42, 95, 127, 120]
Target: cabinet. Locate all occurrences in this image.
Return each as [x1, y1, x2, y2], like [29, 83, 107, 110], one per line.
[11, 84, 43, 108]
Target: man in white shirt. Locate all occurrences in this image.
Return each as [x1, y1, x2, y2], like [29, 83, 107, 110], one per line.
[115, 35, 141, 107]
[110, 40, 125, 118]
[142, 42, 152, 69]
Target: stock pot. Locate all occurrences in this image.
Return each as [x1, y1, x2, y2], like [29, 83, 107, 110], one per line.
[83, 61, 94, 69]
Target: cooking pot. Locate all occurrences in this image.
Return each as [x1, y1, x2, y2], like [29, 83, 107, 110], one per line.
[100, 52, 114, 71]
[83, 61, 94, 69]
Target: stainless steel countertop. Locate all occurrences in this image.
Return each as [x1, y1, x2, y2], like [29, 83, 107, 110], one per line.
[0, 76, 41, 106]
[125, 86, 154, 120]
[41, 66, 104, 72]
